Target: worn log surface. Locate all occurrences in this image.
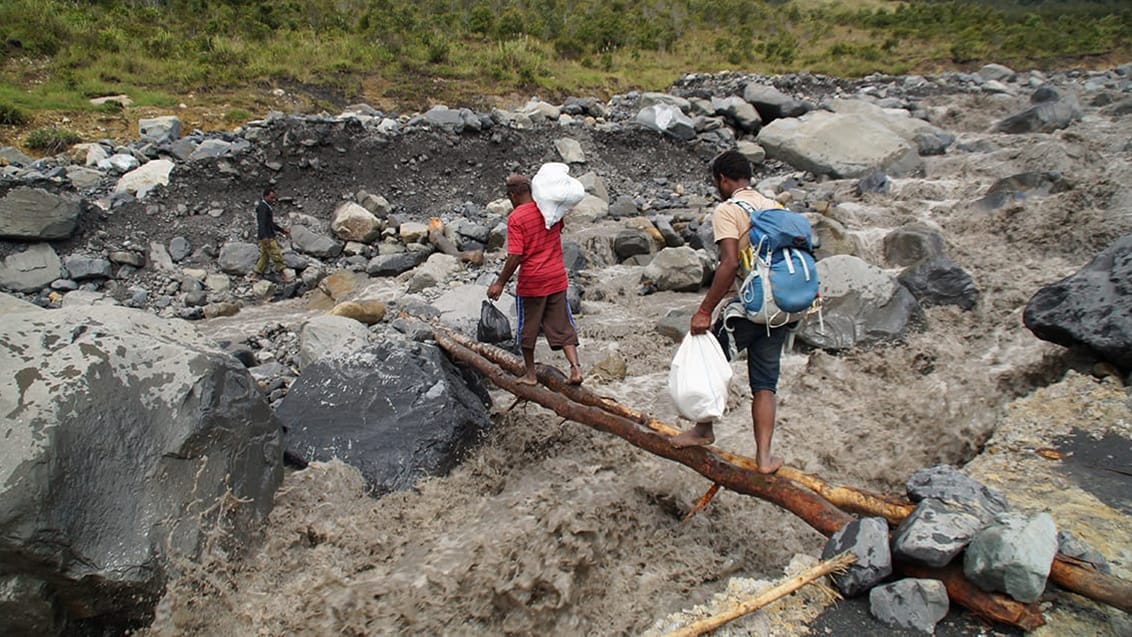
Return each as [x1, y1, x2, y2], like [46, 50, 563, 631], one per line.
[432, 324, 1132, 629]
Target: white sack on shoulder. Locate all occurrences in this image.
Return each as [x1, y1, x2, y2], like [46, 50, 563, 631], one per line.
[531, 162, 585, 229]
[668, 332, 733, 423]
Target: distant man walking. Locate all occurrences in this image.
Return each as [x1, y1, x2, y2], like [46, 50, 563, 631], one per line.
[252, 187, 290, 281]
[671, 150, 789, 474]
[487, 173, 583, 385]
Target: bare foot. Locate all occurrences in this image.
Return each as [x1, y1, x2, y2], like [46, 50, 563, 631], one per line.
[515, 374, 539, 386]
[671, 426, 715, 449]
[567, 365, 583, 385]
[756, 456, 784, 474]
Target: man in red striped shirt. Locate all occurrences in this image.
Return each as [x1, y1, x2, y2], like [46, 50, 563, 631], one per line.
[487, 173, 583, 386]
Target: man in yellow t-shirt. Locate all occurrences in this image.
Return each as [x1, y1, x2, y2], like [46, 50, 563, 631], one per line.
[670, 150, 787, 474]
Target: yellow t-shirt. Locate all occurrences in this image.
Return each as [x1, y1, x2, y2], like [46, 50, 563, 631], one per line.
[710, 187, 781, 277]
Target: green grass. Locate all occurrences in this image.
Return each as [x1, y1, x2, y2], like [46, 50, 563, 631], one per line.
[0, 0, 1129, 117]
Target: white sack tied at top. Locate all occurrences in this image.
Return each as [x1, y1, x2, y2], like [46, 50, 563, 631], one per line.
[531, 162, 585, 229]
[667, 332, 733, 423]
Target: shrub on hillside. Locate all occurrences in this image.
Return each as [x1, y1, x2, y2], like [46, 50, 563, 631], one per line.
[0, 102, 28, 126]
[25, 127, 81, 154]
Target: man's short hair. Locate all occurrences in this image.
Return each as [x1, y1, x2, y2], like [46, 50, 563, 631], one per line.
[710, 150, 752, 182]
[505, 174, 531, 195]
[262, 187, 276, 198]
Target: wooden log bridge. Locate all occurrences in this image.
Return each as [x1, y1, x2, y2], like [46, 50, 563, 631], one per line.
[431, 324, 1132, 630]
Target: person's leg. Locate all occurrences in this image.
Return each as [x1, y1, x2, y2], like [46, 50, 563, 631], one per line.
[541, 291, 582, 384]
[254, 239, 270, 275]
[517, 295, 548, 385]
[562, 344, 582, 384]
[746, 323, 788, 473]
[268, 240, 286, 276]
[752, 390, 783, 474]
[517, 347, 538, 385]
[671, 422, 715, 448]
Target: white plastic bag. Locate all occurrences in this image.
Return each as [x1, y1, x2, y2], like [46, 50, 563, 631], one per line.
[531, 162, 585, 229]
[667, 332, 733, 423]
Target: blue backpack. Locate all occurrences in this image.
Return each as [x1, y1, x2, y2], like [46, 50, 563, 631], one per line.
[731, 199, 820, 326]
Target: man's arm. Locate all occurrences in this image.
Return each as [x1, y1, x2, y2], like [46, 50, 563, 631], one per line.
[690, 237, 739, 334]
[487, 254, 522, 300]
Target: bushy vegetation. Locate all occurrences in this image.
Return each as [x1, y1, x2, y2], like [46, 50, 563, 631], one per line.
[24, 127, 81, 153]
[0, 101, 28, 126]
[0, 0, 1128, 114]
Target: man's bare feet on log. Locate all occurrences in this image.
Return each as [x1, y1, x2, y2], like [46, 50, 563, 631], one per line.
[567, 365, 583, 385]
[671, 424, 715, 448]
[515, 374, 538, 386]
[757, 455, 784, 474]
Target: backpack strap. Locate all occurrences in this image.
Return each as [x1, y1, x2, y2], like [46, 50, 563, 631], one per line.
[731, 198, 782, 261]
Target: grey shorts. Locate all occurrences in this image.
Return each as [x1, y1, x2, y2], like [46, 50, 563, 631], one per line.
[715, 312, 790, 393]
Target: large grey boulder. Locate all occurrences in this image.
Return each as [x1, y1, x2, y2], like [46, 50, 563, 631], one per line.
[217, 241, 261, 275]
[641, 246, 703, 292]
[113, 159, 174, 199]
[828, 99, 954, 157]
[555, 138, 586, 164]
[636, 104, 696, 141]
[0, 305, 283, 635]
[186, 138, 233, 161]
[613, 230, 653, 262]
[994, 94, 1082, 134]
[423, 105, 468, 134]
[276, 341, 492, 495]
[974, 171, 1070, 211]
[742, 84, 811, 121]
[964, 512, 1058, 603]
[1023, 234, 1132, 371]
[408, 253, 460, 293]
[758, 110, 922, 179]
[562, 238, 589, 274]
[0, 292, 41, 314]
[65, 166, 103, 190]
[297, 314, 373, 370]
[291, 225, 344, 259]
[367, 251, 428, 277]
[892, 498, 984, 567]
[0, 187, 82, 240]
[0, 146, 34, 167]
[907, 465, 1008, 524]
[821, 517, 893, 597]
[712, 95, 762, 132]
[331, 201, 381, 243]
[63, 254, 114, 281]
[0, 243, 65, 293]
[869, 578, 950, 634]
[138, 115, 181, 143]
[882, 223, 947, 267]
[568, 194, 609, 224]
[795, 255, 924, 351]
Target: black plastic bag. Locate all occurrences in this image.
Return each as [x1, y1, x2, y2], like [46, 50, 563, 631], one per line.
[477, 300, 512, 343]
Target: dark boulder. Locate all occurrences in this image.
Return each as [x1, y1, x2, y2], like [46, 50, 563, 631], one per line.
[898, 256, 979, 311]
[277, 340, 492, 495]
[1023, 234, 1132, 371]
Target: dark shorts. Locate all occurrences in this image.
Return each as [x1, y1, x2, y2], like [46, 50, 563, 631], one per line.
[715, 314, 790, 393]
[516, 290, 578, 351]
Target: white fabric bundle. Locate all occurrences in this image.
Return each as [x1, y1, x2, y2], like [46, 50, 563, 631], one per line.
[531, 162, 585, 229]
[667, 332, 733, 423]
